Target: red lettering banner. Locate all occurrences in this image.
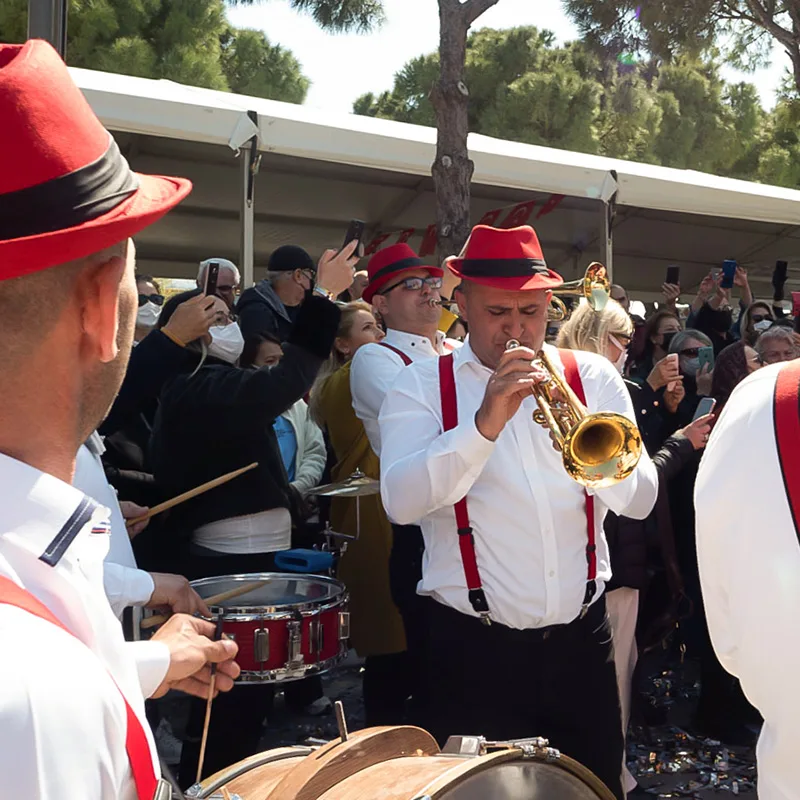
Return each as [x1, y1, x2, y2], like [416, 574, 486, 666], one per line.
[396, 228, 416, 244]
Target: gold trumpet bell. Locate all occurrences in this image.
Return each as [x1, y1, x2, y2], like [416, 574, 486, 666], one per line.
[562, 412, 643, 489]
[550, 263, 610, 319]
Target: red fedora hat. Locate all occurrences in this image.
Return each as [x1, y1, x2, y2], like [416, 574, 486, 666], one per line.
[0, 40, 192, 280]
[362, 243, 442, 304]
[448, 225, 563, 291]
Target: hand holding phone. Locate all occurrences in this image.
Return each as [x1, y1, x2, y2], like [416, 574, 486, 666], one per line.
[665, 265, 680, 286]
[693, 396, 717, 422]
[341, 219, 365, 258]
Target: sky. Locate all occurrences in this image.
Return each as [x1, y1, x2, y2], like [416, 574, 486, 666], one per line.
[225, 0, 791, 113]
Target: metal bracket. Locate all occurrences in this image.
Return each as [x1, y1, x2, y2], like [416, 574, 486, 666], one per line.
[287, 620, 304, 667]
[338, 611, 350, 640]
[254, 628, 269, 664]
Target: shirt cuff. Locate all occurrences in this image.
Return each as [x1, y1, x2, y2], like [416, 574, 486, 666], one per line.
[126, 640, 170, 698]
[127, 569, 156, 607]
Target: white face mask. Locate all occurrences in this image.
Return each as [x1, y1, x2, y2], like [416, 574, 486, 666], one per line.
[753, 319, 772, 333]
[607, 334, 628, 374]
[136, 301, 161, 328]
[207, 324, 244, 364]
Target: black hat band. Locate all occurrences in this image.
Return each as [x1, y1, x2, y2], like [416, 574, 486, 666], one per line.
[459, 257, 549, 278]
[0, 135, 139, 240]
[370, 256, 428, 282]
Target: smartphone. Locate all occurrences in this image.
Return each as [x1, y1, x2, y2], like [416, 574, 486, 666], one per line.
[204, 261, 220, 297]
[698, 346, 715, 373]
[693, 396, 717, 421]
[720, 259, 737, 290]
[342, 219, 365, 255]
[774, 260, 789, 301]
[665, 265, 680, 285]
[792, 291, 800, 318]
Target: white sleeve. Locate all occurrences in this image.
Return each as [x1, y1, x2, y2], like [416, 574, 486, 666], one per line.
[0, 608, 136, 800]
[379, 363, 496, 525]
[350, 344, 406, 454]
[103, 562, 155, 618]
[126, 640, 170, 699]
[291, 403, 327, 493]
[588, 359, 659, 520]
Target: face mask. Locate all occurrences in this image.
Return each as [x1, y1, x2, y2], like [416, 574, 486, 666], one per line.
[607, 334, 628, 374]
[136, 301, 161, 328]
[754, 319, 772, 333]
[681, 357, 700, 377]
[660, 331, 677, 351]
[207, 324, 244, 364]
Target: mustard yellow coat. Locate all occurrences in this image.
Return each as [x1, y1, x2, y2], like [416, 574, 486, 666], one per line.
[314, 361, 406, 657]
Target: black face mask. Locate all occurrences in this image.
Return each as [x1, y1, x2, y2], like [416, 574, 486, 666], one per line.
[660, 331, 677, 351]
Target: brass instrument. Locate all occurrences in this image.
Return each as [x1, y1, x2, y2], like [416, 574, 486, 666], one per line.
[547, 262, 610, 322]
[505, 341, 642, 488]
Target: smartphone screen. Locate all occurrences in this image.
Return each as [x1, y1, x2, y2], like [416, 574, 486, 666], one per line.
[720, 259, 737, 290]
[693, 397, 716, 421]
[698, 346, 715, 373]
[342, 219, 366, 254]
[774, 260, 789, 286]
[204, 261, 220, 297]
[665, 265, 680, 285]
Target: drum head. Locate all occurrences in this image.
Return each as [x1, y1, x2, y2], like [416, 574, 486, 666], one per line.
[190, 573, 344, 614]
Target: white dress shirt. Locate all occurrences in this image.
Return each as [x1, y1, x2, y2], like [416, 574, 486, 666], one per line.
[378, 339, 658, 630]
[350, 328, 457, 456]
[74, 436, 155, 617]
[0, 453, 167, 799]
[695, 363, 800, 800]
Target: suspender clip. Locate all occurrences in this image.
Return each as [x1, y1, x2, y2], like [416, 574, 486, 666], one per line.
[579, 603, 589, 619]
[480, 612, 492, 627]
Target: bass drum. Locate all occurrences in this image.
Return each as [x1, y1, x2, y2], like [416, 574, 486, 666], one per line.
[187, 726, 616, 800]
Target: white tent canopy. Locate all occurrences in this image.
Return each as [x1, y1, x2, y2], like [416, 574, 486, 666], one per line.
[72, 67, 800, 301]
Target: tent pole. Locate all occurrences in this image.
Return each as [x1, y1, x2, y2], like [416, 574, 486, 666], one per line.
[602, 169, 618, 282]
[28, 0, 68, 57]
[240, 111, 260, 290]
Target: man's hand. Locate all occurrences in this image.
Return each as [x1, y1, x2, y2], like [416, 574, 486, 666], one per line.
[119, 500, 149, 540]
[147, 572, 212, 618]
[475, 346, 548, 442]
[663, 380, 686, 414]
[735, 266, 753, 305]
[679, 414, 714, 450]
[697, 273, 715, 299]
[150, 614, 240, 699]
[316, 240, 359, 297]
[647, 354, 682, 392]
[162, 293, 217, 345]
[661, 283, 680, 306]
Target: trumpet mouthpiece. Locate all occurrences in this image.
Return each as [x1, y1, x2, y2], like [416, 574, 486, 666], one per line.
[428, 298, 441, 308]
[505, 339, 521, 350]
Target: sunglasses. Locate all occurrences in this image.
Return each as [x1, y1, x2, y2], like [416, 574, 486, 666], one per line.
[381, 275, 443, 295]
[138, 293, 164, 307]
[751, 314, 770, 323]
[680, 347, 701, 357]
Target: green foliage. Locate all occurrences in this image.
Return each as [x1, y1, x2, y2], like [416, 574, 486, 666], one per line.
[354, 25, 795, 185]
[226, 0, 385, 33]
[0, 0, 310, 102]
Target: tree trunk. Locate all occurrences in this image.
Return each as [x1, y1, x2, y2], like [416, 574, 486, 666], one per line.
[430, 0, 499, 257]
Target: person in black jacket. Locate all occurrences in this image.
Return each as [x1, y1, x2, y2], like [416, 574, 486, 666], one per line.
[237, 241, 359, 341]
[149, 254, 353, 787]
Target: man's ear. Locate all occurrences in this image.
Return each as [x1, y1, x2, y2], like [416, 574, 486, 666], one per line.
[371, 294, 388, 319]
[455, 284, 468, 322]
[77, 254, 128, 364]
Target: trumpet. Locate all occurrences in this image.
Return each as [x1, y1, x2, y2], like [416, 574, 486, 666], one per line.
[547, 263, 611, 322]
[505, 340, 642, 488]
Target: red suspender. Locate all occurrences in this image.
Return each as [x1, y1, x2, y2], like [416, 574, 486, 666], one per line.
[558, 349, 598, 610]
[378, 341, 413, 366]
[437, 349, 596, 624]
[0, 576, 158, 800]
[774, 360, 800, 542]
[439, 354, 491, 622]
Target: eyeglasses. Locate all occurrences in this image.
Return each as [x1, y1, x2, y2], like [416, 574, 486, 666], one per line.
[679, 347, 701, 357]
[751, 314, 771, 323]
[380, 276, 443, 295]
[138, 293, 164, 307]
[300, 269, 316, 283]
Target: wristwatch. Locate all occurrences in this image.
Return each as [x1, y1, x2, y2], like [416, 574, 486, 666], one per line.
[313, 284, 334, 300]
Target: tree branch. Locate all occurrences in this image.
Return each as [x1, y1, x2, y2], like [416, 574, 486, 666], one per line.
[743, 0, 796, 47]
[462, 0, 500, 26]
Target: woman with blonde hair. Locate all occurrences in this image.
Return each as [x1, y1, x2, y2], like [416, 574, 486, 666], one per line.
[310, 302, 410, 726]
[558, 299, 713, 796]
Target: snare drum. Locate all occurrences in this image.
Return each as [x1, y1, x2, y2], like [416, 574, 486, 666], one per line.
[190, 573, 349, 683]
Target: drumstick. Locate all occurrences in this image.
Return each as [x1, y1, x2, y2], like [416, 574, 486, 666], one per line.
[197, 615, 225, 784]
[140, 580, 266, 630]
[126, 463, 258, 528]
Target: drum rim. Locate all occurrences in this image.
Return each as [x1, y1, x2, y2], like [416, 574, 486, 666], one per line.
[209, 594, 348, 621]
[189, 572, 346, 615]
[236, 647, 348, 683]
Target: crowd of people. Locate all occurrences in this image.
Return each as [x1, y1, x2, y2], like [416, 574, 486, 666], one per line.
[4, 39, 800, 800]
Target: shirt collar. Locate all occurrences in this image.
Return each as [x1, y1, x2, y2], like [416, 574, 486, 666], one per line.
[0, 452, 103, 561]
[384, 328, 447, 355]
[453, 337, 561, 374]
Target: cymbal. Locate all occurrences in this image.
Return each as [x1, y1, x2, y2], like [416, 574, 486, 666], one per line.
[308, 470, 380, 498]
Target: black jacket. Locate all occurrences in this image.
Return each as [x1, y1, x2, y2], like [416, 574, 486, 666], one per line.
[149, 295, 340, 542]
[236, 279, 294, 341]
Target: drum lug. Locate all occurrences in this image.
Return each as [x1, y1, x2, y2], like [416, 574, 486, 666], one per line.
[309, 619, 324, 656]
[288, 620, 304, 667]
[254, 628, 269, 663]
[442, 736, 486, 756]
[338, 611, 350, 641]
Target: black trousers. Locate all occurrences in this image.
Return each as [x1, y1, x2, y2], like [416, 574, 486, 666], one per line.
[178, 547, 323, 787]
[388, 524, 427, 723]
[363, 652, 412, 727]
[419, 595, 624, 800]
